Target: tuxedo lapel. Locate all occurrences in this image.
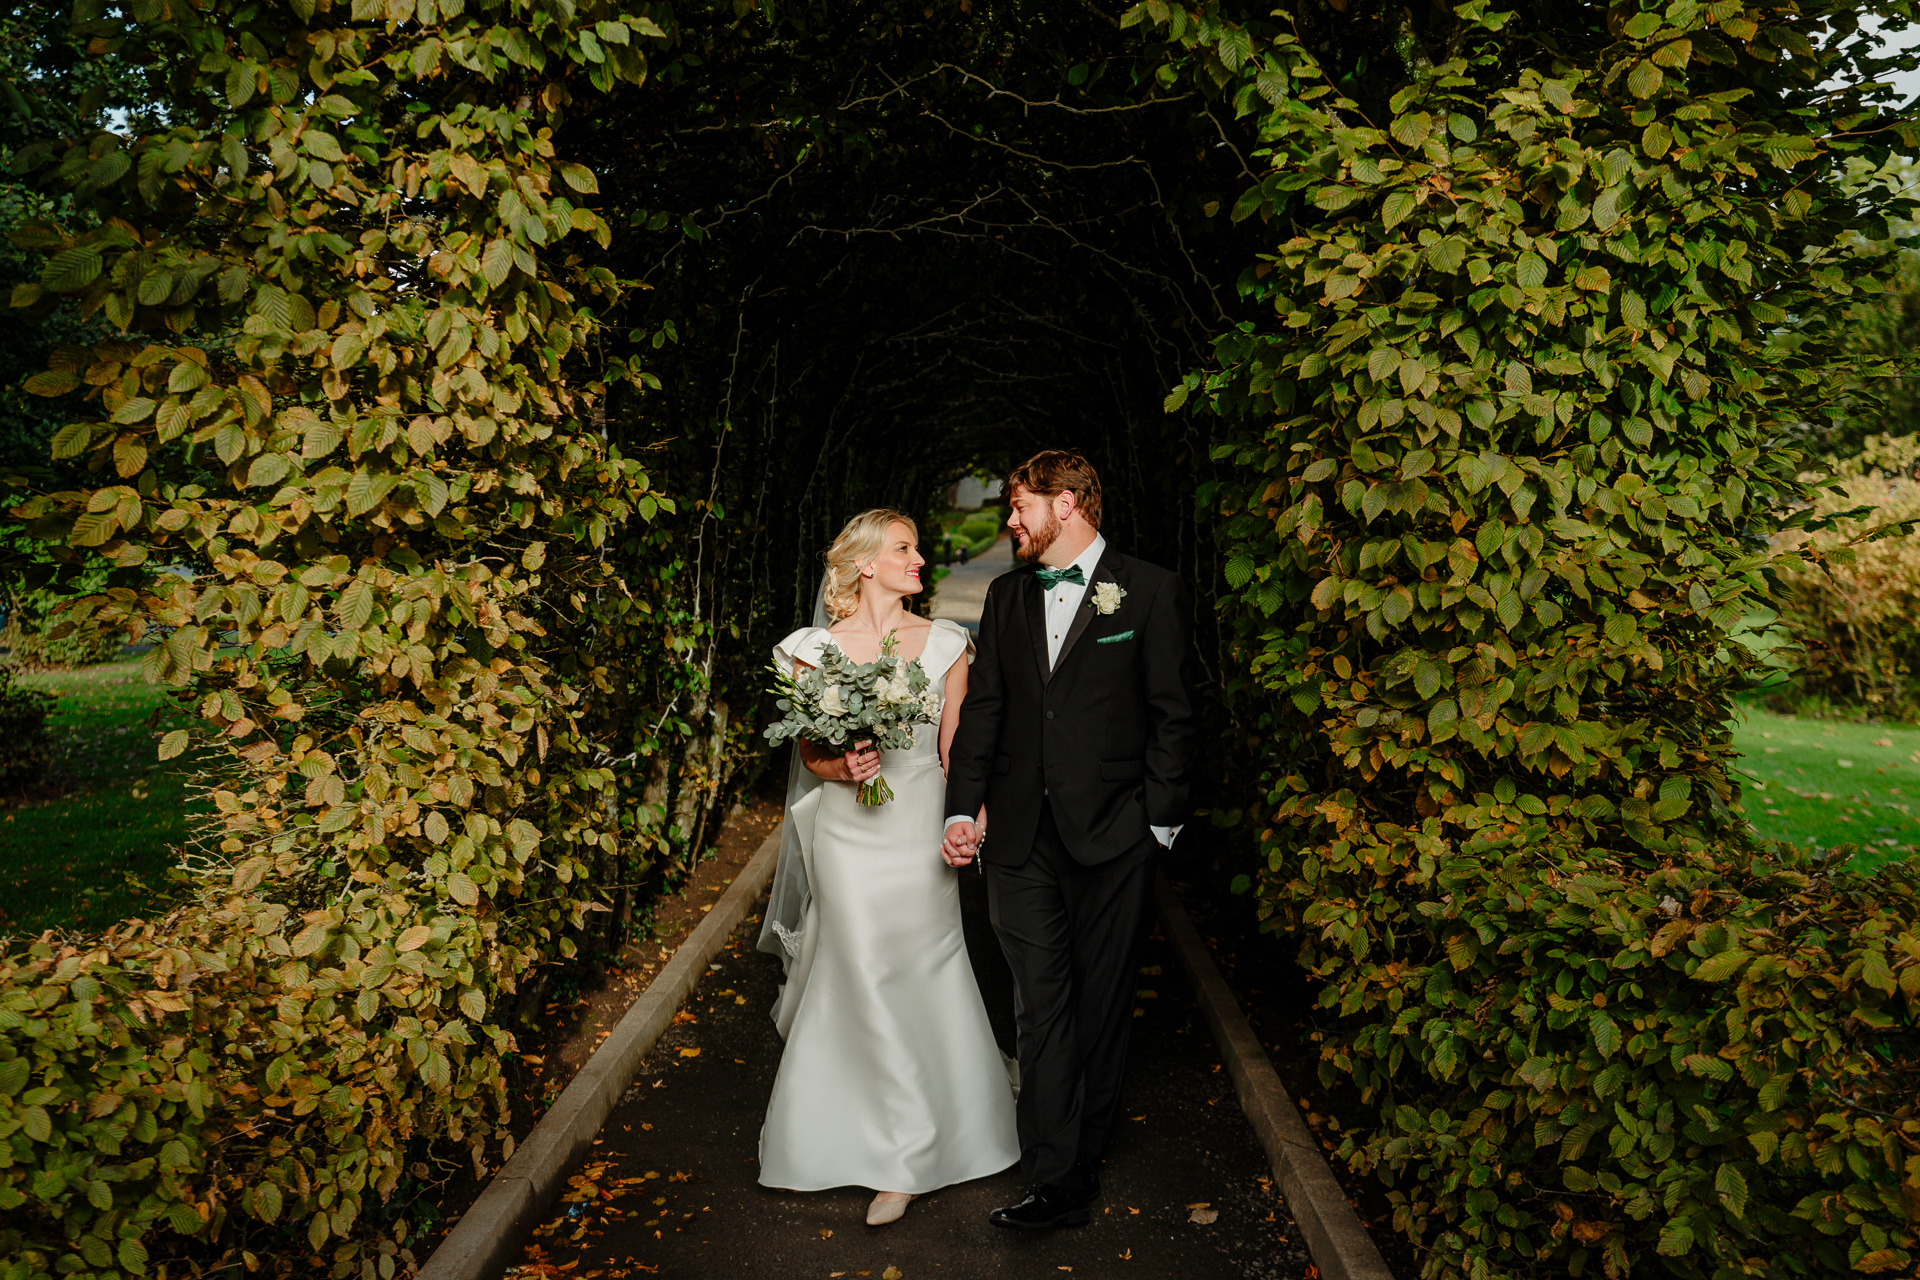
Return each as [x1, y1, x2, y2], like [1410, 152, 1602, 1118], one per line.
[1021, 569, 1051, 682]
[1052, 552, 1119, 677]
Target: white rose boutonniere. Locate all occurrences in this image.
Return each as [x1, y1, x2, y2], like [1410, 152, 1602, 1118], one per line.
[1088, 582, 1127, 616]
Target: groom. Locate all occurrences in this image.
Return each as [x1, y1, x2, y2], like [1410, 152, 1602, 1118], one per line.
[941, 449, 1196, 1230]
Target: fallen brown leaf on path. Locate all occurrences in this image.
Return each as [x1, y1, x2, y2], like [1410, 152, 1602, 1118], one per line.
[1189, 1206, 1219, 1225]
[819, 1228, 832, 1238]
[678, 1048, 702, 1058]
[883, 1269, 903, 1280]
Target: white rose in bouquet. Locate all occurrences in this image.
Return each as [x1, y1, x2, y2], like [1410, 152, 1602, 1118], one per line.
[820, 684, 846, 716]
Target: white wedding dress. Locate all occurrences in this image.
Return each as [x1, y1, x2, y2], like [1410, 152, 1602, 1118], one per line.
[758, 618, 1020, 1193]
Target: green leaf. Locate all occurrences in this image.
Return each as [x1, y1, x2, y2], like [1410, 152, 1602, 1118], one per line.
[292, 920, 331, 957]
[1715, 1164, 1748, 1219]
[1390, 111, 1432, 147]
[447, 871, 479, 906]
[1656, 1217, 1694, 1256]
[253, 1182, 282, 1224]
[338, 580, 375, 630]
[168, 361, 209, 394]
[50, 423, 91, 458]
[247, 453, 292, 488]
[159, 729, 190, 760]
[1593, 185, 1625, 231]
[41, 246, 103, 292]
[1381, 190, 1416, 231]
[1693, 949, 1750, 982]
[137, 267, 175, 306]
[1225, 555, 1256, 589]
[1216, 26, 1252, 71]
[481, 238, 513, 288]
[1627, 60, 1664, 99]
[23, 370, 80, 396]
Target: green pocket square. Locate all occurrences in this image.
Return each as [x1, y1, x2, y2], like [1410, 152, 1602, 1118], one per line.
[1095, 630, 1135, 645]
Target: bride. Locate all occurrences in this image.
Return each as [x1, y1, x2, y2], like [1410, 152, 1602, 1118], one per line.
[756, 508, 1019, 1225]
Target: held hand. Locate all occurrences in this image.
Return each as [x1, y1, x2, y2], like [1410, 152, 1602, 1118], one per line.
[941, 818, 978, 867]
[840, 741, 880, 784]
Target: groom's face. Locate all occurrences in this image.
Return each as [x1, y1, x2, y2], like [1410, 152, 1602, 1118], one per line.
[1007, 484, 1064, 564]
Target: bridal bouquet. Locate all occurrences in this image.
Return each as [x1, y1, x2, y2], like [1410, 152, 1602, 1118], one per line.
[765, 634, 941, 805]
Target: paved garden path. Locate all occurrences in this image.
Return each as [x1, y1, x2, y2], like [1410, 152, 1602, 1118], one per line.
[506, 873, 1309, 1279]
[929, 529, 1014, 631]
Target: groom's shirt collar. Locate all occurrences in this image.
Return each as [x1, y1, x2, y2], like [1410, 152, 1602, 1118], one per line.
[1062, 532, 1105, 582]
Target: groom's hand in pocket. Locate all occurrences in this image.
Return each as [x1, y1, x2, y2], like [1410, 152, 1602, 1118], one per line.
[941, 818, 978, 867]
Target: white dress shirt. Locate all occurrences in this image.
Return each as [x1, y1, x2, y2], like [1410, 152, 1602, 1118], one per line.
[1041, 534, 1106, 667]
[946, 533, 1179, 849]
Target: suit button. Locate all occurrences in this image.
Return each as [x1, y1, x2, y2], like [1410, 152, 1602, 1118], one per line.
[1046, 710, 1055, 720]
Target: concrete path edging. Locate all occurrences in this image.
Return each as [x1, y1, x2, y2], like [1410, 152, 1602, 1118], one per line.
[419, 830, 783, 1280]
[1155, 874, 1397, 1280]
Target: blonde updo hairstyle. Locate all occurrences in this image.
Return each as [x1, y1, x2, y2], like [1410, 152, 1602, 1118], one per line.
[822, 508, 919, 621]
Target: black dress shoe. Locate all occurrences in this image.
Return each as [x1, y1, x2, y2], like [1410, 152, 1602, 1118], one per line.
[989, 1183, 1091, 1230]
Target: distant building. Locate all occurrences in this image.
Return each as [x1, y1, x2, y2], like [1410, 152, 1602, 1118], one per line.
[951, 476, 1003, 509]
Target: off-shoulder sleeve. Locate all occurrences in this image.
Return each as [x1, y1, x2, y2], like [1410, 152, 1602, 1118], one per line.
[924, 618, 975, 680]
[773, 626, 830, 672]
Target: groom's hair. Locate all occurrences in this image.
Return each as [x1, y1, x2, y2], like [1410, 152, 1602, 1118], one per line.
[1007, 450, 1103, 531]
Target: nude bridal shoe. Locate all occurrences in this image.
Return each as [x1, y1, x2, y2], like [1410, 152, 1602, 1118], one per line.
[866, 1192, 917, 1226]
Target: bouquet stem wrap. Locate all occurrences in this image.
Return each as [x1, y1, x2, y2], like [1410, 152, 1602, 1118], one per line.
[764, 631, 940, 807]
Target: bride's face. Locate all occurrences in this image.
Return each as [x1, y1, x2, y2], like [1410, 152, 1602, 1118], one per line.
[864, 521, 925, 598]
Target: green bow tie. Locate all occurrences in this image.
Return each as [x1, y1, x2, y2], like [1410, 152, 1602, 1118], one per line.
[1036, 564, 1085, 590]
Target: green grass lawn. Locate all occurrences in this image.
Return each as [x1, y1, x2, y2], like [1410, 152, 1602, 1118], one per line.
[1, 659, 204, 938]
[1732, 707, 1920, 873]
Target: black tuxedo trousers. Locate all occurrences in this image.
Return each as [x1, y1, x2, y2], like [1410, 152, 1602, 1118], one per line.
[987, 801, 1158, 1194]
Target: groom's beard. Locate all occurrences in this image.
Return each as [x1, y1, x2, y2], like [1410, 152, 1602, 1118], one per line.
[1013, 511, 1061, 564]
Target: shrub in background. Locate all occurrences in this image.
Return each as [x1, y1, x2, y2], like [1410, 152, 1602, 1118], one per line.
[1772, 435, 1920, 719]
[0, 0, 685, 1275]
[0, 663, 53, 795]
[1147, 1, 1920, 1276]
[953, 507, 1003, 557]
[1, 590, 128, 669]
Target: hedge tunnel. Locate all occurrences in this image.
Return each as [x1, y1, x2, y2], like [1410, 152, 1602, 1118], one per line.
[4, 2, 1920, 1278]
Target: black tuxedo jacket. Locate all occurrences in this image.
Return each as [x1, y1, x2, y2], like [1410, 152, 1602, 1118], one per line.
[944, 546, 1197, 866]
